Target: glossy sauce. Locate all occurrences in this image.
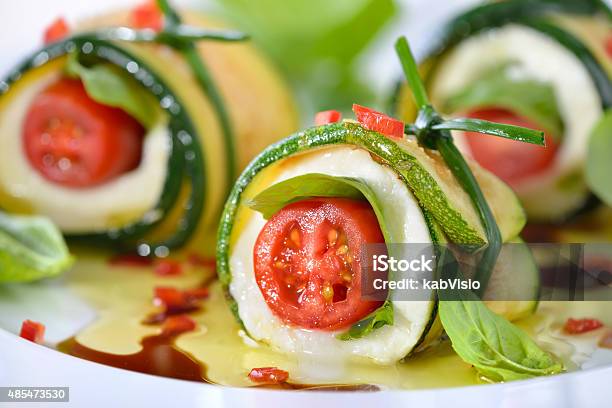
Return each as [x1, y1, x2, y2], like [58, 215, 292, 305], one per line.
[55, 254, 612, 390]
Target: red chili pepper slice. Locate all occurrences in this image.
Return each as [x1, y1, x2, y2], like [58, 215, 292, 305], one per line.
[605, 34, 612, 59]
[187, 253, 217, 271]
[183, 287, 210, 300]
[563, 318, 604, 334]
[154, 259, 183, 276]
[44, 17, 69, 44]
[162, 315, 197, 336]
[352, 104, 404, 139]
[314, 110, 342, 126]
[130, 0, 164, 31]
[20, 320, 45, 344]
[248, 367, 289, 384]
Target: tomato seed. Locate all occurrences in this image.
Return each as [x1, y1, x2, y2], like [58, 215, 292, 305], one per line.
[274, 261, 287, 269]
[290, 229, 301, 247]
[336, 245, 348, 255]
[341, 270, 352, 282]
[328, 229, 338, 246]
[322, 283, 334, 302]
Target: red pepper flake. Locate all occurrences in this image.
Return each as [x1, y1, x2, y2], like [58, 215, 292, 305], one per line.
[248, 367, 289, 384]
[352, 104, 404, 139]
[599, 330, 612, 349]
[187, 253, 217, 271]
[19, 320, 45, 344]
[314, 110, 342, 126]
[43, 17, 69, 44]
[183, 287, 210, 300]
[130, 1, 164, 31]
[108, 253, 153, 267]
[154, 286, 191, 310]
[154, 259, 183, 276]
[162, 315, 197, 336]
[563, 318, 604, 334]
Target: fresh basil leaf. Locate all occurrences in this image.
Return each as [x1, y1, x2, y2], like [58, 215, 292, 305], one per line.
[0, 212, 74, 283]
[247, 173, 362, 218]
[337, 300, 394, 340]
[437, 249, 563, 382]
[212, 0, 396, 110]
[444, 63, 564, 139]
[586, 110, 612, 206]
[247, 173, 395, 338]
[65, 53, 161, 128]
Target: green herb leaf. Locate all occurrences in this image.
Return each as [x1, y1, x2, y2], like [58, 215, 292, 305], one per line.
[247, 173, 363, 219]
[338, 300, 394, 340]
[433, 118, 545, 145]
[585, 109, 612, 206]
[443, 63, 564, 139]
[212, 0, 396, 110]
[437, 249, 563, 382]
[247, 173, 395, 338]
[65, 53, 161, 128]
[0, 212, 74, 283]
[395, 37, 430, 109]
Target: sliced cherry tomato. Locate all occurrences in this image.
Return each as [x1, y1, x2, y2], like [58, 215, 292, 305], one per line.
[130, 1, 164, 31]
[20, 320, 45, 343]
[23, 78, 144, 188]
[564, 317, 604, 334]
[464, 108, 558, 188]
[248, 367, 289, 384]
[253, 198, 384, 331]
[162, 315, 196, 336]
[352, 104, 404, 139]
[154, 259, 183, 276]
[314, 110, 342, 126]
[43, 17, 69, 44]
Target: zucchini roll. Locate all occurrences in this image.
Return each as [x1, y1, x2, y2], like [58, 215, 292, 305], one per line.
[217, 119, 534, 364]
[395, 0, 611, 223]
[0, 5, 297, 254]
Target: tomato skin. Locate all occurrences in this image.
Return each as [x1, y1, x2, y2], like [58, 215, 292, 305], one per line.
[248, 367, 289, 384]
[43, 17, 69, 44]
[315, 110, 342, 126]
[130, 1, 164, 31]
[563, 318, 603, 334]
[20, 320, 45, 343]
[606, 34, 612, 59]
[23, 78, 144, 188]
[253, 198, 384, 331]
[352, 104, 404, 139]
[463, 108, 558, 188]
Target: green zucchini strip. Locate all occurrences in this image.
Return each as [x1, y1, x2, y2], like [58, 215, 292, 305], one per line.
[0, 36, 205, 253]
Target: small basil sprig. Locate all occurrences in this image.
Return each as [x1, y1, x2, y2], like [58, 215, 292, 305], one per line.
[0, 212, 73, 282]
[395, 36, 544, 294]
[394, 37, 562, 381]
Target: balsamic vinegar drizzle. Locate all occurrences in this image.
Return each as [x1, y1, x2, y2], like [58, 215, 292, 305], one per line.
[58, 333, 211, 383]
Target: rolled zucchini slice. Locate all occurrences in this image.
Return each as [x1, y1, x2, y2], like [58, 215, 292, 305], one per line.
[217, 121, 532, 364]
[394, 0, 611, 223]
[0, 9, 297, 254]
